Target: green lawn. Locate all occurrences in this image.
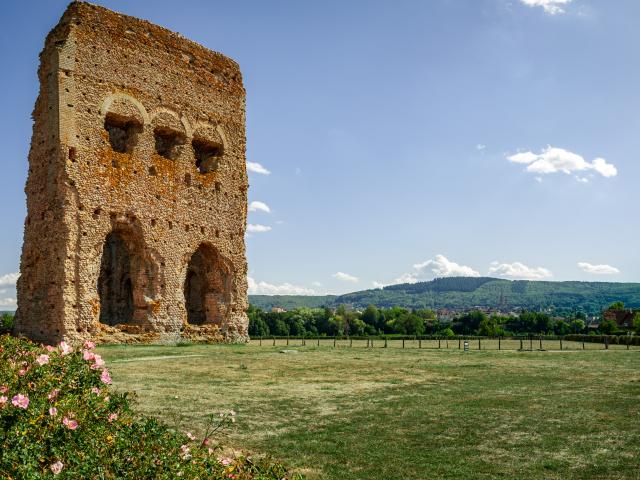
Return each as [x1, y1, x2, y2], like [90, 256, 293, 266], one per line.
[98, 344, 640, 480]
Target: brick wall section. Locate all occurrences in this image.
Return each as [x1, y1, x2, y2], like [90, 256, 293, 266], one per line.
[15, 2, 249, 344]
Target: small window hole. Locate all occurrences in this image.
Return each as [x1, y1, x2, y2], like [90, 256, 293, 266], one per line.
[104, 113, 142, 153]
[154, 127, 185, 160]
[192, 138, 223, 174]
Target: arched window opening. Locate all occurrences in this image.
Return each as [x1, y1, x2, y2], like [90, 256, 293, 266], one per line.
[192, 138, 223, 174]
[184, 244, 231, 325]
[98, 231, 134, 325]
[104, 112, 142, 153]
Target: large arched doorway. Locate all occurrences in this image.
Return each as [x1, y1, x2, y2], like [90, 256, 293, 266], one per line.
[184, 244, 231, 325]
[98, 231, 134, 325]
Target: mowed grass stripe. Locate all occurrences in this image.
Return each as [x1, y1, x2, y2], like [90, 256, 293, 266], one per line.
[98, 345, 640, 480]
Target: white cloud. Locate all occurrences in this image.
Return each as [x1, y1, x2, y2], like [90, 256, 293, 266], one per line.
[332, 272, 359, 283]
[377, 255, 481, 287]
[248, 277, 315, 295]
[247, 224, 272, 233]
[476, 144, 486, 151]
[507, 147, 617, 180]
[247, 161, 271, 175]
[311, 281, 323, 287]
[413, 255, 480, 279]
[248, 201, 271, 213]
[520, 0, 572, 15]
[488, 261, 552, 280]
[0, 273, 19, 287]
[578, 262, 620, 275]
[0, 297, 16, 309]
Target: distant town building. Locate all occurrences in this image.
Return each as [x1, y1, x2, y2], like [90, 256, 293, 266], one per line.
[271, 307, 287, 313]
[602, 309, 637, 329]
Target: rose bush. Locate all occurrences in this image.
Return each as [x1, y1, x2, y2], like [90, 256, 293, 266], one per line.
[0, 334, 302, 479]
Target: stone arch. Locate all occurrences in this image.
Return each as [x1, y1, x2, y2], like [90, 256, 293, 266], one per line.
[183, 243, 233, 325]
[149, 109, 188, 160]
[190, 121, 226, 174]
[100, 93, 149, 124]
[101, 94, 148, 154]
[97, 215, 163, 326]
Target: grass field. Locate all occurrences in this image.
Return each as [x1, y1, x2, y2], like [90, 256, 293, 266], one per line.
[98, 344, 640, 480]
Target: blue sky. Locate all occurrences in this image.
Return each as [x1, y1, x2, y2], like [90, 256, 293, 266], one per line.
[1, 0, 639, 306]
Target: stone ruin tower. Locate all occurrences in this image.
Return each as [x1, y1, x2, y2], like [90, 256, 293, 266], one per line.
[15, 2, 249, 344]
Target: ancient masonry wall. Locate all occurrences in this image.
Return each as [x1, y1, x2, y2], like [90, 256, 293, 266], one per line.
[15, 2, 249, 344]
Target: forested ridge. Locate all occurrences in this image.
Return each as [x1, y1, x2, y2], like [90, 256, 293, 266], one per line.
[249, 277, 640, 315]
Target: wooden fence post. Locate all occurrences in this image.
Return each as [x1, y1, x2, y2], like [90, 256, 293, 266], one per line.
[273, 337, 276, 346]
[317, 336, 320, 347]
[539, 337, 542, 351]
[520, 338, 523, 350]
[459, 338, 461, 349]
[627, 337, 630, 350]
[438, 338, 441, 349]
[350, 338, 352, 348]
[419, 338, 422, 349]
[371, 338, 374, 348]
[334, 337, 337, 348]
[582, 341, 585, 350]
[478, 338, 481, 350]
[286, 336, 289, 346]
[605, 337, 608, 350]
[560, 337, 563, 350]
[259, 336, 262, 346]
[402, 338, 405, 349]
[384, 338, 388, 348]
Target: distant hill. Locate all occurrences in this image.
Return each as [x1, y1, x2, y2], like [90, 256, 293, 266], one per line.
[249, 277, 640, 315]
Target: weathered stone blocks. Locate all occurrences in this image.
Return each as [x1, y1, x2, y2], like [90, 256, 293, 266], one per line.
[15, 2, 249, 344]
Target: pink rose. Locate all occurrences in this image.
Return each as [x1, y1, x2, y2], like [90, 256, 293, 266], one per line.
[50, 461, 63, 475]
[219, 457, 232, 466]
[45, 345, 55, 352]
[100, 369, 112, 385]
[59, 341, 73, 356]
[49, 407, 58, 416]
[0, 385, 8, 394]
[83, 350, 95, 361]
[186, 431, 196, 441]
[91, 387, 101, 395]
[91, 354, 105, 369]
[0, 396, 7, 407]
[48, 389, 60, 401]
[108, 413, 118, 423]
[12, 394, 29, 409]
[83, 340, 96, 350]
[62, 416, 78, 430]
[18, 368, 28, 376]
[36, 354, 50, 365]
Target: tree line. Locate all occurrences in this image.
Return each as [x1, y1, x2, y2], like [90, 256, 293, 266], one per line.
[248, 303, 640, 338]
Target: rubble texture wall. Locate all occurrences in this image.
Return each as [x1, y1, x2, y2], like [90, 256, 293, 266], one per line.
[15, 2, 249, 344]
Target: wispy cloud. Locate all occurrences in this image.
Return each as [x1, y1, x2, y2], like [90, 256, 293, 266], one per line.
[248, 277, 315, 295]
[476, 144, 486, 151]
[248, 201, 271, 213]
[577, 262, 620, 275]
[488, 261, 552, 280]
[508, 147, 617, 180]
[332, 272, 359, 283]
[247, 161, 271, 175]
[247, 224, 272, 233]
[519, 0, 573, 15]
